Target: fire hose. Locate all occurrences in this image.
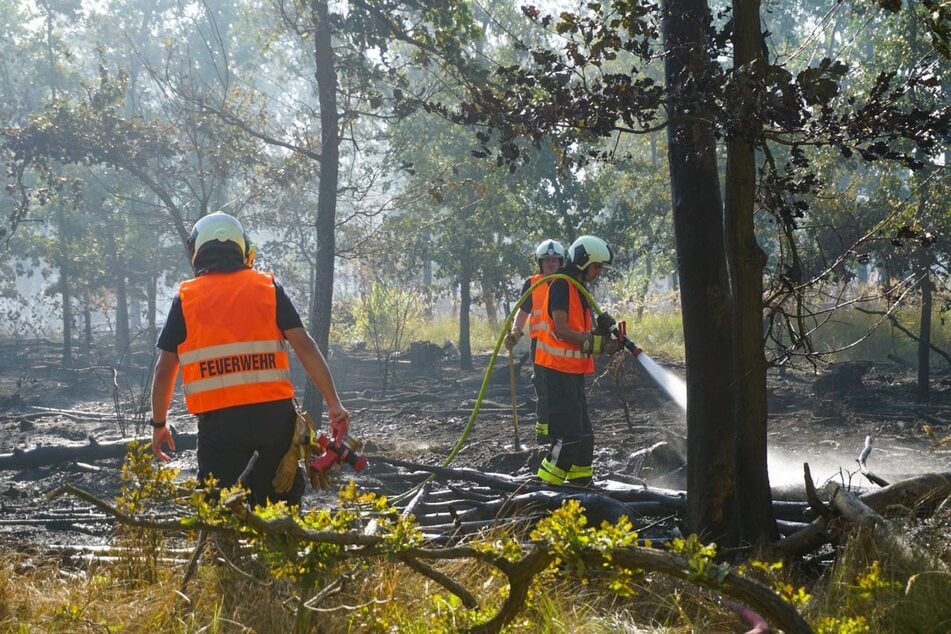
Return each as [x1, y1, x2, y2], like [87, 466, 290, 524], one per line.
[441, 273, 686, 467]
[389, 273, 686, 503]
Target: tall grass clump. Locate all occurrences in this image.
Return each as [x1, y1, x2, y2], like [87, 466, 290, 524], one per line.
[809, 303, 951, 366]
[402, 312, 501, 353]
[333, 295, 502, 357]
[629, 311, 685, 362]
[803, 523, 951, 633]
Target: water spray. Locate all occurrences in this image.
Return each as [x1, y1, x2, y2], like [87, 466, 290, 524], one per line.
[563, 278, 688, 412]
[632, 350, 687, 411]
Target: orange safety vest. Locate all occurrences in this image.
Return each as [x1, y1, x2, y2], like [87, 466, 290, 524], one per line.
[527, 273, 550, 340]
[177, 268, 294, 414]
[534, 278, 594, 375]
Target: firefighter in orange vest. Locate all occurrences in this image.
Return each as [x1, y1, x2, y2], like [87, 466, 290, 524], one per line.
[535, 235, 622, 486]
[149, 212, 348, 507]
[504, 239, 565, 442]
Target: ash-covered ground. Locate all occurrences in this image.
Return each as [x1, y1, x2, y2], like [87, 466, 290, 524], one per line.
[1, 338, 949, 549]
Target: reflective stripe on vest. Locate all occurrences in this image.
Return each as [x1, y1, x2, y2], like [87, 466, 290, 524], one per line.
[534, 278, 594, 375]
[178, 268, 295, 414]
[528, 273, 547, 340]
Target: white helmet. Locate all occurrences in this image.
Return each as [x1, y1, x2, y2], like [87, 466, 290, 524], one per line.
[567, 235, 614, 270]
[534, 239, 565, 264]
[187, 212, 247, 265]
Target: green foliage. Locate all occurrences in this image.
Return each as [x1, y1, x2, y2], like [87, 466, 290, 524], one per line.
[4, 81, 174, 173]
[338, 305, 507, 358]
[352, 280, 419, 391]
[742, 559, 813, 609]
[806, 523, 924, 634]
[667, 534, 730, 584]
[25, 458, 951, 633]
[531, 499, 643, 596]
[237, 482, 423, 595]
[811, 560, 902, 634]
[355, 282, 419, 348]
[113, 441, 184, 583]
[115, 441, 182, 514]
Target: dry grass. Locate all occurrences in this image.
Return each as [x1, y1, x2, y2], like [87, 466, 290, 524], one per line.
[0, 546, 299, 633]
[0, 538, 743, 633]
[4, 502, 951, 632]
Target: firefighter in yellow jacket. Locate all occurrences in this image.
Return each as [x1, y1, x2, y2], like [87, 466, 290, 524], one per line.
[504, 239, 565, 443]
[535, 235, 621, 486]
[149, 212, 348, 507]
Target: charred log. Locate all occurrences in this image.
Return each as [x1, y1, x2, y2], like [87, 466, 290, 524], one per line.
[0, 428, 196, 470]
[775, 471, 951, 557]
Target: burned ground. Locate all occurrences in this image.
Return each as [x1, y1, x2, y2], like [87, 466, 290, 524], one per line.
[1, 338, 950, 549]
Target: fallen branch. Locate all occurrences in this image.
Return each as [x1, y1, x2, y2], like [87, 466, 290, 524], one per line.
[47, 543, 195, 555]
[401, 481, 431, 519]
[414, 498, 482, 511]
[399, 555, 477, 609]
[46, 484, 231, 535]
[27, 405, 118, 419]
[825, 482, 938, 571]
[50, 483, 812, 634]
[856, 436, 890, 487]
[573, 547, 812, 634]
[420, 515, 545, 538]
[371, 456, 528, 492]
[803, 463, 833, 521]
[775, 471, 951, 557]
[0, 517, 112, 526]
[450, 490, 659, 525]
[0, 429, 196, 470]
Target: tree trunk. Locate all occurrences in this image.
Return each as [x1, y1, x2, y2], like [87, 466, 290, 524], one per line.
[639, 252, 653, 320]
[908, 3, 932, 405]
[422, 228, 433, 320]
[459, 269, 473, 371]
[147, 264, 157, 348]
[115, 271, 130, 356]
[59, 257, 73, 368]
[662, 0, 738, 546]
[725, 0, 777, 546]
[481, 279, 499, 331]
[303, 0, 340, 421]
[916, 245, 932, 403]
[82, 289, 92, 357]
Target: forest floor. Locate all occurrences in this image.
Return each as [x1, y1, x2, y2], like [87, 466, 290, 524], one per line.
[1, 338, 950, 550]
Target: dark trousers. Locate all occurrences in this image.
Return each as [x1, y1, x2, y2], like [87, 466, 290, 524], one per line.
[530, 339, 549, 430]
[197, 398, 304, 507]
[538, 370, 593, 484]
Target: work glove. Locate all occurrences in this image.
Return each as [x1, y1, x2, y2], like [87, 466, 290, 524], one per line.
[308, 468, 334, 491]
[272, 412, 308, 494]
[582, 332, 623, 355]
[602, 337, 623, 355]
[503, 329, 523, 351]
[595, 311, 617, 335]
